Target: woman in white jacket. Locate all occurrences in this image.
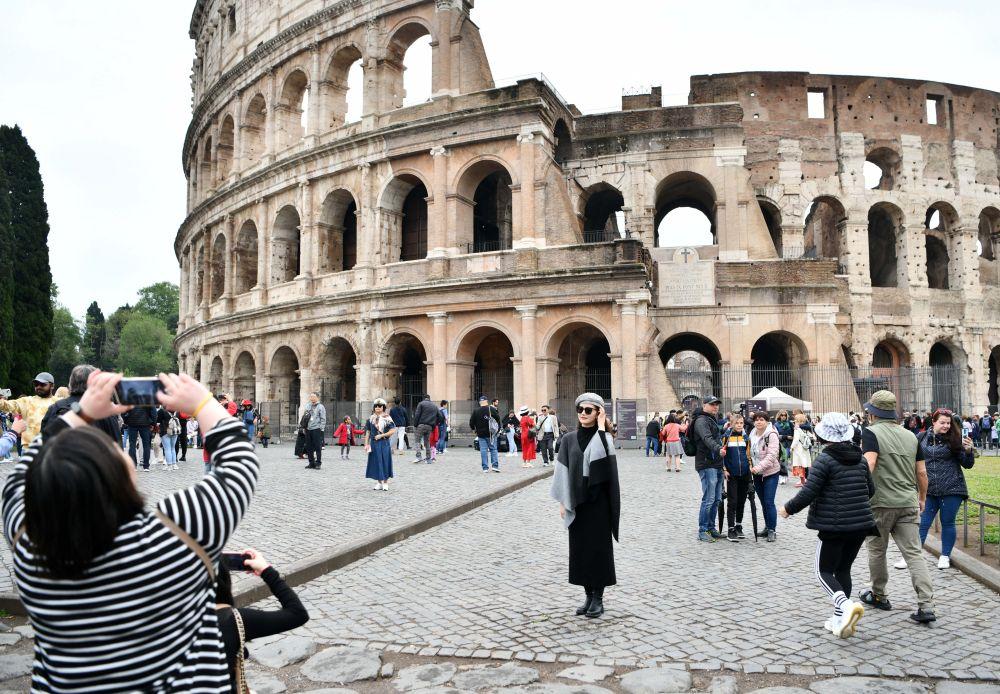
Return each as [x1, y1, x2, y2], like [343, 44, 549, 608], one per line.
[790, 412, 813, 488]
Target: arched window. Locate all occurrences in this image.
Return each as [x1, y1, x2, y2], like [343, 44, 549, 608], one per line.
[342, 201, 358, 271]
[582, 184, 624, 243]
[200, 137, 214, 197]
[380, 174, 429, 263]
[868, 203, 903, 287]
[978, 207, 998, 261]
[218, 115, 235, 181]
[457, 161, 514, 253]
[803, 196, 846, 261]
[386, 23, 432, 109]
[278, 70, 309, 148]
[659, 333, 723, 407]
[751, 332, 808, 399]
[655, 172, 716, 247]
[400, 183, 429, 261]
[555, 327, 612, 403]
[243, 94, 267, 167]
[864, 147, 901, 190]
[233, 221, 258, 294]
[318, 190, 358, 273]
[226, 6, 236, 37]
[554, 119, 572, 165]
[209, 234, 226, 302]
[758, 198, 783, 256]
[271, 205, 301, 284]
[269, 346, 301, 428]
[319, 338, 357, 402]
[325, 45, 364, 127]
[925, 203, 957, 289]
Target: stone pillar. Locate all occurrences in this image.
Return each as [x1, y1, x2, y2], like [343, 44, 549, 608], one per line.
[516, 305, 538, 407]
[429, 146, 450, 258]
[297, 180, 315, 285]
[514, 132, 537, 249]
[222, 215, 235, 312]
[428, 312, 448, 398]
[537, 357, 559, 406]
[432, 2, 455, 97]
[617, 300, 638, 398]
[254, 339, 268, 405]
[264, 69, 277, 164]
[903, 224, 928, 289]
[843, 221, 871, 291]
[256, 197, 270, 304]
[306, 43, 322, 144]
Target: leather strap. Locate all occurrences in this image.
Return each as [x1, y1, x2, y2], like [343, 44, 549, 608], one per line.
[231, 607, 251, 694]
[154, 510, 215, 583]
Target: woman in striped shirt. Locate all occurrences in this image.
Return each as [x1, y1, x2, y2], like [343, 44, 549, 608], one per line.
[2, 371, 260, 692]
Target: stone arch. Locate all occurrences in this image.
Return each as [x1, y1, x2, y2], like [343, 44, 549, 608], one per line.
[377, 330, 429, 412]
[654, 171, 717, 247]
[750, 331, 809, 399]
[218, 115, 235, 181]
[233, 350, 257, 403]
[988, 345, 1000, 410]
[803, 195, 846, 261]
[200, 136, 214, 196]
[868, 202, 904, 287]
[384, 19, 435, 109]
[864, 146, 902, 190]
[324, 44, 365, 127]
[873, 336, 912, 369]
[548, 322, 614, 407]
[277, 68, 309, 148]
[541, 315, 619, 358]
[978, 207, 999, 262]
[455, 158, 516, 253]
[757, 197, 783, 257]
[208, 355, 224, 395]
[379, 172, 430, 263]
[659, 332, 723, 408]
[455, 324, 516, 409]
[233, 220, 259, 294]
[925, 202, 958, 289]
[929, 339, 965, 411]
[268, 345, 302, 424]
[209, 232, 227, 302]
[242, 93, 267, 166]
[553, 119, 572, 165]
[580, 183, 624, 243]
[319, 189, 358, 273]
[271, 205, 301, 284]
[318, 336, 357, 402]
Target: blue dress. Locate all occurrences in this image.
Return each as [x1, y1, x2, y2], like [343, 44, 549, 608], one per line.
[365, 417, 394, 481]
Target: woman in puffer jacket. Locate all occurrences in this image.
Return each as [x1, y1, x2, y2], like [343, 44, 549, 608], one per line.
[779, 412, 877, 640]
[748, 411, 781, 542]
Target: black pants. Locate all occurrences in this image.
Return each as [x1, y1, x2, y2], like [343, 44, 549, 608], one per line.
[260, 436, 269, 448]
[540, 434, 555, 464]
[816, 532, 867, 600]
[176, 424, 188, 460]
[306, 429, 324, 467]
[127, 426, 152, 469]
[726, 473, 751, 528]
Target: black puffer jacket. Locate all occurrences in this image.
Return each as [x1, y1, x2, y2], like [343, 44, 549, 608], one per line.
[691, 408, 722, 471]
[918, 432, 974, 499]
[783, 441, 877, 533]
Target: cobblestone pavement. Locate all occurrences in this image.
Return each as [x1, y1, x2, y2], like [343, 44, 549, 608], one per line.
[256, 451, 1000, 681]
[0, 441, 544, 594]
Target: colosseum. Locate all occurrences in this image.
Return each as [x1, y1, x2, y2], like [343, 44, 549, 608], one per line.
[176, 0, 1000, 441]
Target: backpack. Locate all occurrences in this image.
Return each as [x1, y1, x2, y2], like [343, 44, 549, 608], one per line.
[487, 407, 500, 437]
[167, 413, 181, 437]
[681, 417, 700, 457]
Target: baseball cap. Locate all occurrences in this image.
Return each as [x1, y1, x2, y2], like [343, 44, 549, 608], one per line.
[33, 372, 55, 385]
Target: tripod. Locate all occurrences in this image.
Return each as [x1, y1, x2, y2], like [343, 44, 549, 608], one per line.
[717, 473, 760, 542]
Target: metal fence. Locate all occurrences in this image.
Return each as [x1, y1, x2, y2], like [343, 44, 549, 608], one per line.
[665, 364, 967, 415]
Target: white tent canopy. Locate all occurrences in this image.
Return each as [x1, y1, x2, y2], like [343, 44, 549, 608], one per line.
[752, 387, 813, 412]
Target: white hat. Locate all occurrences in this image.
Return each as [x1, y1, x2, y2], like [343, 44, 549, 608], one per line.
[815, 412, 853, 443]
[518, 405, 529, 416]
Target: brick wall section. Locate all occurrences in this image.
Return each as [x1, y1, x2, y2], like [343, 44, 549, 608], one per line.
[716, 259, 840, 288]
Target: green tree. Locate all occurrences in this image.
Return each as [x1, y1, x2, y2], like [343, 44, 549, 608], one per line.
[0, 158, 13, 387]
[49, 303, 82, 387]
[82, 301, 107, 368]
[0, 125, 53, 395]
[117, 313, 174, 376]
[102, 305, 132, 370]
[135, 282, 179, 333]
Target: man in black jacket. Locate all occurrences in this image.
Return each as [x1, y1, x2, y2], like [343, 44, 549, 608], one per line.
[412, 395, 439, 464]
[469, 394, 501, 472]
[645, 414, 662, 457]
[41, 364, 121, 445]
[123, 398, 155, 470]
[692, 396, 726, 542]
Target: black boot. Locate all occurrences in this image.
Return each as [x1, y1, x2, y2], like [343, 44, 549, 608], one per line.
[585, 587, 605, 618]
[575, 588, 593, 616]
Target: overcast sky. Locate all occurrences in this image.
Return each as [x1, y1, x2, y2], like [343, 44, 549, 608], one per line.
[1, 0, 998, 319]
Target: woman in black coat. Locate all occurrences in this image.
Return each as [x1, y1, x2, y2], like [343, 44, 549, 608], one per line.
[779, 412, 877, 640]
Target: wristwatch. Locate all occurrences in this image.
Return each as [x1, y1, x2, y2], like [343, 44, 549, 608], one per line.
[70, 401, 95, 424]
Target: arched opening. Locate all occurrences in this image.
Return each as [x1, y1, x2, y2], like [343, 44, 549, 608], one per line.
[319, 337, 357, 402]
[929, 341, 961, 410]
[864, 147, 901, 190]
[209, 233, 226, 302]
[803, 196, 846, 261]
[868, 203, 902, 287]
[233, 351, 256, 403]
[554, 325, 612, 406]
[208, 356, 224, 396]
[659, 333, 723, 408]
[269, 346, 301, 431]
[325, 45, 364, 127]
[750, 332, 808, 399]
[194, 246, 206, 308]
[243, 94, 267, 167]
[655, 172, 716, 247]
[318, 190, 358, 273]
[869, 338, 912, 404]
[581, 184, 624, 243]
[277, 69, 309, 148]
[386, 22, 433, 109]
[758, 198, 783, 257]
[458, 161, 514, 253]
[233, 220, 258, 294]
[271, 205, 301, 284]
[383, 333, 427, 414]
[978, 208, 998, 261]
[925, 236, 950, 289]
[458, 328, 515, 412]
[873, 339, 910, 370]
[554, 119, 572, 165]
[218, 115, 234, 181]
[200, 137, 214, 196]
[925, 203, 957, 290]
[988, 346, 1000, 411]
[380, 174, 429, 263]
[400, 183, 428, 261]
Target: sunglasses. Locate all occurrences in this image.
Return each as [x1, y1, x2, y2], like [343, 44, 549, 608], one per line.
[576, 406, 599, 415]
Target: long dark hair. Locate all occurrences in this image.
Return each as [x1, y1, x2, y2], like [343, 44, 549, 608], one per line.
[930, 410, 963, 453]
[25, 427, 145, 579]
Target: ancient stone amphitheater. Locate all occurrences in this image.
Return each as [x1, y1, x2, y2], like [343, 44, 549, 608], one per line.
[176, 0, 1000, 438]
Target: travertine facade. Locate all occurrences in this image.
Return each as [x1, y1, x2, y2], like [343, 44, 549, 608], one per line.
[176, 0, 1000, 430]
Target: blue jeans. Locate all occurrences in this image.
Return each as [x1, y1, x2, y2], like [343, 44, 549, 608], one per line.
[754, 473, 779, 531]
[436, 423, 447, 453]
[477, 436, 498, 470]
[161, 435, 177, 465]
[646, 436, 660, 456]
[920, 494, 964, 556]
[245, 423, 255, 441]
[697, 468, 724, 532]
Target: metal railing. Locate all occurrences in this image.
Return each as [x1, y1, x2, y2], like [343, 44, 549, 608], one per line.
[468, 239, 512, 254]
[583, 229, 622, 244]
[961, 498, 1000, 565]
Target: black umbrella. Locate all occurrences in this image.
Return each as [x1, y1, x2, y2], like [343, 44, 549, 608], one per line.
[747, 476, 760, 542]
[717, 487, 726, 533]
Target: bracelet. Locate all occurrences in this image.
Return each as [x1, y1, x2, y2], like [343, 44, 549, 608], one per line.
[191, 395, 213, 418]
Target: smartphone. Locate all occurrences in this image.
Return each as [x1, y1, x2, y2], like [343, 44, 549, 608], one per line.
[221, 552, 252, 572]
[0, 388, 10, 398]
[114, 377, 164, 407]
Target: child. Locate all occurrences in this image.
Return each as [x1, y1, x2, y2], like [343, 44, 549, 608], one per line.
[257, 416, 271, 448]
[334, 416, 364, 460]
[790, 412, 812, 487]
[721, 414, 751, 541]
[779, 412, 877, 639]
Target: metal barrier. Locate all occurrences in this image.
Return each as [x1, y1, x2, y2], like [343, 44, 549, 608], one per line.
[962, 498, 1000, 566]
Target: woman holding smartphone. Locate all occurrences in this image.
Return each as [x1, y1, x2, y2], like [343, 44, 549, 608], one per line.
[550, 393, 620, 619]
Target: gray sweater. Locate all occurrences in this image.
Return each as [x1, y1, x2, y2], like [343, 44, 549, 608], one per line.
[306, 402, 327, 431]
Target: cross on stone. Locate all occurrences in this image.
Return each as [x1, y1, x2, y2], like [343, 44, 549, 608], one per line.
[679, 247, 694, 263]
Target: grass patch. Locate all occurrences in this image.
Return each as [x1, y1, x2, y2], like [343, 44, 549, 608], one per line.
[966, 455, 1000, 506]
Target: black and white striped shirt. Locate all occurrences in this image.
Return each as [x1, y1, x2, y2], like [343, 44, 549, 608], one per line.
[2, 417, 259, 692]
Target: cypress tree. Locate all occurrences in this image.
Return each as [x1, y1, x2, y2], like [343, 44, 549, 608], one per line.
[0, 125, 53, 395]
[0, 159, 13, 387]
[82, 301, 107, 368]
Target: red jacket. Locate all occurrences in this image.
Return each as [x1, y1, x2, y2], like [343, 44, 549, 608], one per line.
[334, 423, 364, 445]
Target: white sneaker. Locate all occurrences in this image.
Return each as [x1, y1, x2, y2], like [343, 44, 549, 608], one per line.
[778, 477, 787, 485]
[381, 482, 389, 491]
[837, 600, 864, 638]
[937, 555, 950, 569]
[373, 483, 381, 490]
[824, 616, 839, 635]
[893, 559, 907, 569]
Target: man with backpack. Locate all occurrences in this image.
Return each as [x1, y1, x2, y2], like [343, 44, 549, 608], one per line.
[469, 394, 501, 473]
[688, 395, 727, 542]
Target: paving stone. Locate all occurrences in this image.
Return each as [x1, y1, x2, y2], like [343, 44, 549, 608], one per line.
[810, 678, 929, 694]
[619, 667, 692, 694]
[0, 655, 32, 681]
[245, 670, 286, 694]
[495, 686, 613, 694]
[744, 663, 765, 675]
[251, 634, 320, 669]
[746, 688, 813, 694]
[709, 676, 738, 694]
[789, 667, 816, 677]
[880, 667, 905, 678]
[936, 685, 1000, 694]
[0, 634, 20, 646]
[382, 663, 395, 679]
[301, 647, 381, 684]
[12, 625, 32, 638]
[393, 663, 457, 691]
[451, 663, 540, 691]
[299, 690, 361, 694]
[857, 665, 880, 677]
[557, 665, 614, 683]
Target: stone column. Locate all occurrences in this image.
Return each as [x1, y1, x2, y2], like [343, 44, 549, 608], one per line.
[517, 306, 538, 407]
[306, 43, 322, 144]
[432, 1, 455, 97]
[264, 69, 277, 164]
[428, 312, 448, 398]
[254, 339, 268, 405]
[429, 146, 450, 258]
[297, 180, 315, 289]
[222, 215, 235, 312]
[617, 300, 638, 398]
[354, 163, 374, 287]
[514, 132, 537, 249]
[232, 90, 244, 180]
[843, 221, 871, 291]
[256, 197, 270, 304]
[903, 224, 928, 289]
